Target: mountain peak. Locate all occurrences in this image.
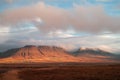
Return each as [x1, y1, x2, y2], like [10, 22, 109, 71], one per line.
[73, 47, 113, 56]
[24, 45, 36, 48]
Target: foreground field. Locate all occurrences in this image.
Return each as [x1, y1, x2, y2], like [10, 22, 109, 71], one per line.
[0, 63, 120, 80]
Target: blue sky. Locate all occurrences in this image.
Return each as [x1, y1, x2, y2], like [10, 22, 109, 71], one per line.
[0, 0, 120, 16]
[0, 0, 120, 53]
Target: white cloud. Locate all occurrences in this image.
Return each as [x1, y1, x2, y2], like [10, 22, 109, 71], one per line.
[48, 29, 76, 38]
[0, 25, 11, 43]
[0, 32, 119, 53]
[98, 33, 120, 39]
[0, 26, 10, 33]
[0, 2, 120, 33]
[35, 18, 42, 23]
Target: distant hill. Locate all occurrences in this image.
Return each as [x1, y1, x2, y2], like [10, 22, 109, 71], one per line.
[71, 48, 119, 62]
[72, 48, 114, 56]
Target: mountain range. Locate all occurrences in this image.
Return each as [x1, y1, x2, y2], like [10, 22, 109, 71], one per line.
[0, 45, 119, 63]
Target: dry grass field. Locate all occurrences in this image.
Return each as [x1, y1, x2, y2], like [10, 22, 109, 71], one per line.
[0, 63, 120, 80]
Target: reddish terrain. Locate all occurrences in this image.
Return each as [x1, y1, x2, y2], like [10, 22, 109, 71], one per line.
[0, 63, 120, 80]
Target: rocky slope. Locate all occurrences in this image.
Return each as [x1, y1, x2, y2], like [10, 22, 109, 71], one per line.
[0, 45, 77, 63]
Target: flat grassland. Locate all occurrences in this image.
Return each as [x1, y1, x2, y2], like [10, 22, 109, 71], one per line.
[0, 63, 120, 80]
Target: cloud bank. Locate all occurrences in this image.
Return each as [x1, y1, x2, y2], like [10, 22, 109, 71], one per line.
[0, 2, 120, 33]
[0, 1, 120, 53]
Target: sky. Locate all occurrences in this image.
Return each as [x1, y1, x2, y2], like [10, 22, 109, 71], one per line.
[0, 0, 120, 53]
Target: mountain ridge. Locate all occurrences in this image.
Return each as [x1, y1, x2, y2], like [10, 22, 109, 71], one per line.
[0, 45, 119, 63]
